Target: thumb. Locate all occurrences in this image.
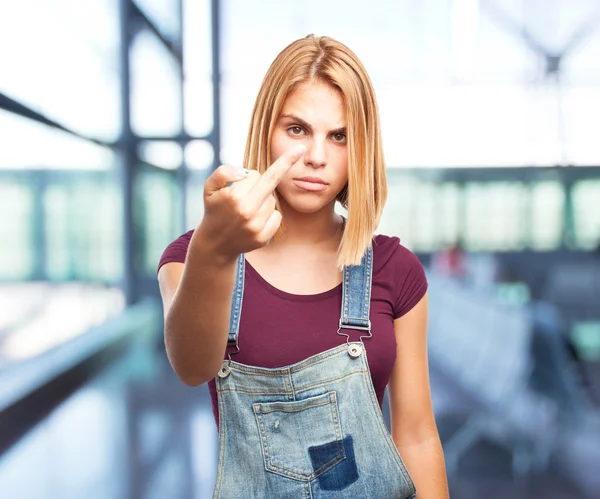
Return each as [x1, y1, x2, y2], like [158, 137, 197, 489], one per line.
[204, 165, 249, 195]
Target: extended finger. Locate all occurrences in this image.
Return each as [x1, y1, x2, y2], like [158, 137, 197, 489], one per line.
[253, 194, 277, 224]
[254, 144, 306, 200]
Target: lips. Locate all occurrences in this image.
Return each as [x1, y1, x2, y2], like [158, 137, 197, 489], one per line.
[294, 176, 328, 185]
[293, 176, 329, 192]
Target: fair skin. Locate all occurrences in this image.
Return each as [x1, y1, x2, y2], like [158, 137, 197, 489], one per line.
[244, 81, 348, 291]
[158, 80, 448, 497]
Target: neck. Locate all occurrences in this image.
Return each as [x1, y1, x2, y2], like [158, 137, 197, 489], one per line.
[274, 199, 344, 247]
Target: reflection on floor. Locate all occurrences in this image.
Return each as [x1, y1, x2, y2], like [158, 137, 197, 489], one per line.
[0, 283, 125, 366]
[0, 341, 595, 499]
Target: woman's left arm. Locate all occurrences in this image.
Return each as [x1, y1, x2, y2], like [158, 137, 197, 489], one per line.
[388, 292, 449, 498]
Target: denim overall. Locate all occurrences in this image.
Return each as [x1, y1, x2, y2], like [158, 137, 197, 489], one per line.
[212, 248, 416, 498]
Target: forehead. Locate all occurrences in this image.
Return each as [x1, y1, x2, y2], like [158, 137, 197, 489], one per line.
[281, 81, 346, 125]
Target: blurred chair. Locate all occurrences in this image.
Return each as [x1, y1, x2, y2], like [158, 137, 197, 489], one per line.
[541, 262, 600, 328]
[427, 272, 558, 477]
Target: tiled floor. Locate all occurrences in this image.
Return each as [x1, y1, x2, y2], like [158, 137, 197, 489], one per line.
[0, 341, 597, 499]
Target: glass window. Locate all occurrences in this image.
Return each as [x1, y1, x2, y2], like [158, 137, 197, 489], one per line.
[0, 179, 34, 279]
[562, 87, 600, 166]
[136, 0, 181, 41]
[0, 0, 121, 141]
[530, 181, 564, 251]
[136, 171, 181, 274]
[183, 0, 214, 137]
[562, 9, 600, 82]
[411, 182, 439, 252]
[185, 140, 214, 170]
[463, 182, 527, 251]
[44, 175, 123, 281]
[380, 173, 418, 247]
[439, 183, 461, 247]
[130, 30, 182, 137]
[0, 111, 115, 171]
[139, 141, 183, 170]
[221, 0, 599, 167]
[572, 180, 600, 250]
[186, 172, 207, 230]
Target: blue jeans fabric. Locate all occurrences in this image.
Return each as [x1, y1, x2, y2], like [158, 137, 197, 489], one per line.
[213, 248, 416, 498]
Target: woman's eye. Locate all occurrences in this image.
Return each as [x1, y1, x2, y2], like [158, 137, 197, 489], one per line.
[289, 126, 304, 135]
[332, 132, 346, 143]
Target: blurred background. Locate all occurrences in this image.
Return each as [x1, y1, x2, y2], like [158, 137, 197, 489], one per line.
[0, 0, 599, 497]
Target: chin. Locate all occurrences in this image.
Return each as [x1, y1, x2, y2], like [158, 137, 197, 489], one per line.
[285, 198, 332, 214]
[278, 192, 336, 215]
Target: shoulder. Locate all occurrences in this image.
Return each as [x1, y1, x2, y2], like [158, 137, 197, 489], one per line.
[372, 234, 425, 276]
[372, 234, 428, 319]
[157, 229, 195, 273]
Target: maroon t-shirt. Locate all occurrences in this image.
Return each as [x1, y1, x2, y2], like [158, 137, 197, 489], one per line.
[158, 231, 428, 429]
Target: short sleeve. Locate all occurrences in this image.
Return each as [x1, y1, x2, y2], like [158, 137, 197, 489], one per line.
[157, 230, 195, 273]
[391, 244, 428, 319]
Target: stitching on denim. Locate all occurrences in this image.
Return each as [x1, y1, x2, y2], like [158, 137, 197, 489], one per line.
[287, 370, 296, 400]
[213, 386, 227, 497]
[226, 343, 349, 376]
[363, 247, 373, 320]
[253, 392, 345, 480]
[255, 398, 332, 414]
[306, 482, 313, 499]
[340, 246, 372, 327]
[266, 442, 344, 480]
[342, 265, 350, 321]
[328, 392, 345, 456]
[219, 367, 366, 395]
[311, 452, 345, 477]
[360, 357, 416, 492]
[293, 370, 369, 395]
[218, 388, 290, 395]
[226, 366, 293, 376]
[227, 254, 245, 341]
[253, 391, 336, 414]
[254, 408, 272, 473]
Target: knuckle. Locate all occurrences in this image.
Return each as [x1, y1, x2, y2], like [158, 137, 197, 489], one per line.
[237, 206, 253, 222]
[247, 219, 264, 236]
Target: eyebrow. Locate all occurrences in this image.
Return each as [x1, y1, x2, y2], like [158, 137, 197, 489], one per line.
[279, 114, 346, 134]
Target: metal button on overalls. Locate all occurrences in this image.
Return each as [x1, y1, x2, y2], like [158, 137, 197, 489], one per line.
[217, 365, 230, 378]
[348, 343, 362, 358]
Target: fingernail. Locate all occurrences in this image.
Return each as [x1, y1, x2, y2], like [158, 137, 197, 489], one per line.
[233, 167, 250, 178]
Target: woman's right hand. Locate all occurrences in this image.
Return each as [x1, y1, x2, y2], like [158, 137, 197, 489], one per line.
[197, 144, 307, 262]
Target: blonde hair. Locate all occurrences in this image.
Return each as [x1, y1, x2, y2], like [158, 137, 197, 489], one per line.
[243, 35, 387, 267]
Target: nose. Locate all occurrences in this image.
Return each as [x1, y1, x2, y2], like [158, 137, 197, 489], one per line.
[303, 137, 327, 168]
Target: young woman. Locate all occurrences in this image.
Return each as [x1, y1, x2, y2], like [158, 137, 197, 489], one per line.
[158, 35, 448, 498]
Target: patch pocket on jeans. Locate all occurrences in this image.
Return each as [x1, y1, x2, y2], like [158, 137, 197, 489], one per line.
[253, 391, 345, 481]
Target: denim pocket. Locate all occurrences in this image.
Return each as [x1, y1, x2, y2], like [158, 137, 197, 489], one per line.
[252, 391, 345, 481]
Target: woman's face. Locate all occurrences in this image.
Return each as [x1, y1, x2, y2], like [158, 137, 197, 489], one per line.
[270, 80, 348, 214]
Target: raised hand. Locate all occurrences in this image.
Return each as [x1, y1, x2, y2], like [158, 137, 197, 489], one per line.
[199, 144, 306, 260]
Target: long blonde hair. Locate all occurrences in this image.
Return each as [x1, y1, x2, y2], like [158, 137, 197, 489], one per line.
[244, 35, 387, 267]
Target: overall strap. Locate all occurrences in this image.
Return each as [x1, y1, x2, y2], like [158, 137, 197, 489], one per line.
[226, 245, 373, 355]
[339, 246, 373, 333]
[227, 254, 245, 353]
